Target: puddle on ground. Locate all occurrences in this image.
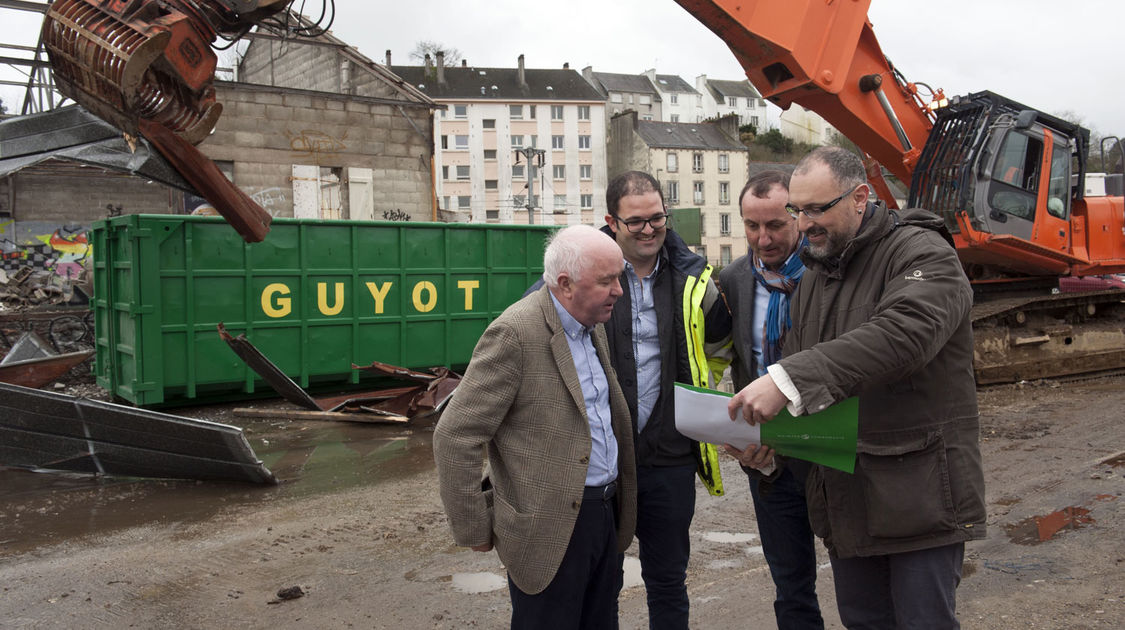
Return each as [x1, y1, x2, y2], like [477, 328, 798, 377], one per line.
[0, 414, 438, 555]
[701, 531, 757, 544]
[451, 572, 507, 594]
[1004, 495, 1117, 544]
[622, 556, 644, 589]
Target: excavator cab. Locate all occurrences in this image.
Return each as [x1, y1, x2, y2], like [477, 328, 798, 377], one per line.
[909, 91, 1089, 279]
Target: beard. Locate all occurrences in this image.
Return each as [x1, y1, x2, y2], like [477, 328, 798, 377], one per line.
[803, 226, 850, 263]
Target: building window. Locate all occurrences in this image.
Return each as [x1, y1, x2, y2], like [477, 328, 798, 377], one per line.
[642, 115, 653, 120]
[720, 245, 732, 266]
[529, 105, 537, 119]
[580, 164, 592, 180]
[692, 153, 703, 173]
[693, 181, 704, 204]
[483, 118, 495, 129]
[667, 153, 678, 173]
[751, 116, 760, 128]
[512, 164, 525, 179]
[718, 154, 729, 173]
[440, 135, 448, 149]
[670, 93, 678, 105]
[458, 195, 471, 209]
[455, 135, 469, 150]
[611, 93, 623, 103]
[510, 105, 523, 119]
[670, 114, 679, 123]
[551, 105, 564, 120]
[485, 179, 498, 190]
[442, 196, 450, 210]
[441, 165, 449, 180]
[486, 209, 499, 220]
[578, 135, 590, 150]
[511, 134, 524, 148]
[456, 165, 470, 180]
[627, 94, 634, 104]
[639, 95, 651, 105]
[552, 135, 565, 149]
[720, 212, 731, 235]
[553, 165, 565, 180]
[454, 104, 467, 119]
[554, 194, 567, 209]
[727, 96, 737, 107]
[581, 194, 593, 209]
[719, 181, 730, 205]
[666, 180, 679, 204]
[484, 149, 497, 160]
[578, 105, 590, 120]
[745, 97, 753, 108]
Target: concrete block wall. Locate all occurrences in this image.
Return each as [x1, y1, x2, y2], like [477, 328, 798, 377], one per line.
[203, 83, 434, 220]
[1, 170, 179, 224]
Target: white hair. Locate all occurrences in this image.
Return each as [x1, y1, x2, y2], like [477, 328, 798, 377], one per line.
[542, 225, 609, 289]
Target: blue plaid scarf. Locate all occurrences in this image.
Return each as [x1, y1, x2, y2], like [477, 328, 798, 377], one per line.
[750, 237, 807, 368]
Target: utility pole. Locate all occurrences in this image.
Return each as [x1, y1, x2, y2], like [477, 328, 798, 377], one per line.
[514, 145, 545, 224]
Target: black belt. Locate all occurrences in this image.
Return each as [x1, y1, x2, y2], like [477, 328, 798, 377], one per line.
[583, 481, 616, 502]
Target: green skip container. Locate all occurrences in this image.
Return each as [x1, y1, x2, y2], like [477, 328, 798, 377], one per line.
[92, 215, 552, 406]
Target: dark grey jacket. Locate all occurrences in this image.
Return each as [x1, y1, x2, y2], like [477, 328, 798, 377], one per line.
[779, 203, 986, 558]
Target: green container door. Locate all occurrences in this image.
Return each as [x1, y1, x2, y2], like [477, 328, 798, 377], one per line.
[93, 215, 552, 406]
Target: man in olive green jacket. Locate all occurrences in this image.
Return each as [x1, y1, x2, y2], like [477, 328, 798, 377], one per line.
[729, 147, 985, 629]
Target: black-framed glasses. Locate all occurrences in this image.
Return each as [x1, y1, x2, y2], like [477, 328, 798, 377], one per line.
[785, 184, 862, 220]
[616, 213, 669, 233]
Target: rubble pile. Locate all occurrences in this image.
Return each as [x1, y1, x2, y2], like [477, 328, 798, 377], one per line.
[0, 266, 92, 311]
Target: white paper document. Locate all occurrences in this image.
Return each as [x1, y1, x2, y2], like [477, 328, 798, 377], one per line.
[673, 384, 760, 449]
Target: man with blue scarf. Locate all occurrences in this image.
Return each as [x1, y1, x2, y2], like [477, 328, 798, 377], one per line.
[719, 169, 825, 630]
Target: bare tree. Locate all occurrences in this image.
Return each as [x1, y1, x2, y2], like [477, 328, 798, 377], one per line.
[410, 41, 462, 66]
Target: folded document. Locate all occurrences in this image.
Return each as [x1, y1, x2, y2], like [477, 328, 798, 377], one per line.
[673, 382, 858, 473]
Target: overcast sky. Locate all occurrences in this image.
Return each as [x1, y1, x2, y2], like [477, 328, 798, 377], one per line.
[3, 0, 1123, 143]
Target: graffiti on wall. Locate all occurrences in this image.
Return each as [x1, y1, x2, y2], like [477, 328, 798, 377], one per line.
[250, 187, 288, 216]
[287, 129, 348, 161]
[0, 221, 92, 277]
[381, 209, 411, 222]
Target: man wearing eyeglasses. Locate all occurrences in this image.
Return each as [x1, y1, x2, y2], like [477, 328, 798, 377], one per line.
[601, 170, 731, 629]
[719, 169, 825, 630]
[727, 147, 986, 629]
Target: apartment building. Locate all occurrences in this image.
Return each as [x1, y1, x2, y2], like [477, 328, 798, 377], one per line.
[583, 68, 661, 122]
[643, 70, 703, 123]
[394, 54, 607, 225]
[696, 75, 771, 131]
[608, 111, 750, 267]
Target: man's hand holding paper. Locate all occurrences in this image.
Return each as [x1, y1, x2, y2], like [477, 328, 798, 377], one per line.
[727, 374, 788, 425]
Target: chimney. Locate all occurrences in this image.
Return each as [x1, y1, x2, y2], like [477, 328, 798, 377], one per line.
[563, 62, 569, 69]
[461, 59, 467, 67]
[385, 49, 391, 67]
[517, 54, 526, 88]
[436, 50, 445, 85]
[424, 53, 432, 70]
[717, 113, 740, 141]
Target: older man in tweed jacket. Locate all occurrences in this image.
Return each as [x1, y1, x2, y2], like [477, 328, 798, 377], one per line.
[434, 225, 638, 629]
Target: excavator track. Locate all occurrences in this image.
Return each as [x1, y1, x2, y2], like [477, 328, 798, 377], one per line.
[971, 289, 1125, 384]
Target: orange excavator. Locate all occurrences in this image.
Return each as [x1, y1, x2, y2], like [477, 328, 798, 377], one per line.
[39, 0, 1125, 382]
[676, 0, 1125, 383]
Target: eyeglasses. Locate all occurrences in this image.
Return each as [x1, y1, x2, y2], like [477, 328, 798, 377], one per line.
[616, 213, 669, 233]
[785, 184, 862, 220]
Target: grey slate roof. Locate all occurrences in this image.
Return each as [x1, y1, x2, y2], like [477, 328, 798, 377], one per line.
[653, 74, 698, 94]
[391, 65, 603, 101]
[590, 72, 659, 96]
[707, 79, 762, 100]
[636, 120, 745, 151]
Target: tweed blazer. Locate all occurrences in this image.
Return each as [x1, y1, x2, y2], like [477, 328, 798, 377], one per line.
[433, 285, 637, 595]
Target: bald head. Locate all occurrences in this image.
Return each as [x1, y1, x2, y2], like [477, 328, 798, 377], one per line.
[543, 225, 624, 326]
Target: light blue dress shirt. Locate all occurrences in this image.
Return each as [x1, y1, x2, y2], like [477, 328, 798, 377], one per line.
[624, 258, 662, 433]
[550, 292, 618, 487]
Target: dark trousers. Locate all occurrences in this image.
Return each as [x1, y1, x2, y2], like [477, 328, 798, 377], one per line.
[830, 542, 965, 630]
[630, 463, 697, 630]
[509, 482, 620, 630]
[748, 461, 825, 630]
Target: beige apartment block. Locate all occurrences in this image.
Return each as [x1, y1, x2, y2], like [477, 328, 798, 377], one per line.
[394, 54, 608, 226]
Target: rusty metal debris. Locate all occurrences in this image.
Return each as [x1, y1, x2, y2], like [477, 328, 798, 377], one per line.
[0, 350, 94, 389]
[0, 382, 276, 484]
[217, 323, 461, 421]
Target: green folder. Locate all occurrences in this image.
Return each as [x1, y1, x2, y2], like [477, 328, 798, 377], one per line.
[676, 383, 858, 474]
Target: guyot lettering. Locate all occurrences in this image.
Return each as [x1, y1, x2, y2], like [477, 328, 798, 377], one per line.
[260, 280, 481, 318]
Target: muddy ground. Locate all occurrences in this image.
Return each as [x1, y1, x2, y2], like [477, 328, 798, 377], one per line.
[1, 372, 1123, 629]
